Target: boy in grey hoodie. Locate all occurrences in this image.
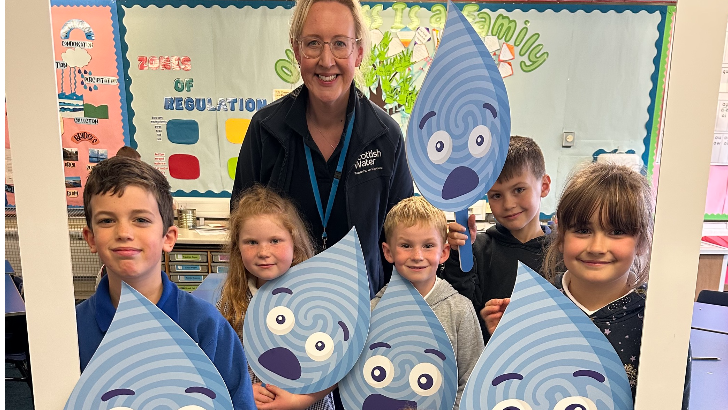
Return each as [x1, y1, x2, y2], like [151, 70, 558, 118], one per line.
[373, 196, 484, 410]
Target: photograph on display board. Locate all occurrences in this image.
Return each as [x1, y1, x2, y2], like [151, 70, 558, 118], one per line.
[63, 147, 79, 162]
[88, 148, 108, 163]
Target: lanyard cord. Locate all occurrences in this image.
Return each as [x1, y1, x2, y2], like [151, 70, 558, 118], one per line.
[304, 109, 355, 249]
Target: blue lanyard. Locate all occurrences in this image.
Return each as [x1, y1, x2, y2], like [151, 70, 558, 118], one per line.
[304, 109, 355, 250]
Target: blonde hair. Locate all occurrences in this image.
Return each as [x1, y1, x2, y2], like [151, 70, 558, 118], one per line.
[384, 196, 448, 244]
[542, 163, 654, 288]
[289, 0, 371, 86]
[218, 185, 314, 333]
[289, 0, 370, 54]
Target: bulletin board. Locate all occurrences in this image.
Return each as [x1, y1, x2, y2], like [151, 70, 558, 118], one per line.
[113, 1, 670, 215]
[53, 0, 129, 206]
[6, 0, 129, 207]
[706, 22, 728, 220]
[6, 105, 15, 206]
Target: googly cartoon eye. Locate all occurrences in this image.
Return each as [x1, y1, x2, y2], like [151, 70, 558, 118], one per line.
[408, 362, 442, 396]
[362, 355, 394, 388]
[490, 399, 533, 410]
[266, 306, 295, 335]
[178, 406, 207, 410]
[305, 332, 334, 361]
[468, 125, 492, 158]
[427, 130, 452, 164]
[552, 396, 598, 410]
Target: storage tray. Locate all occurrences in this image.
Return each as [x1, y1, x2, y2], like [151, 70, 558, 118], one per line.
[169, 251, 208, 262]
[169, 263, 209, 273]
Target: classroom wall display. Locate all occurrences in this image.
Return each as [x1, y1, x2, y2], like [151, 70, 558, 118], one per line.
[460, 262, 633, 410]
[64, 282, 234, 409]
[339, 269, 457, 410]
[117, 1, 669, 214]
[118, 0, 297, 197]
[243, 228, 371, 394]
[6, 105, 15, 206]
[406, 2, 510, 271]
[51, 0, 129, 206]
[647, 6, 675, 207]
[705, 21, 728, 220]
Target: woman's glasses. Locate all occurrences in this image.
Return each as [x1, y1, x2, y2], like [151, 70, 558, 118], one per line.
[298, 36, 360, 59]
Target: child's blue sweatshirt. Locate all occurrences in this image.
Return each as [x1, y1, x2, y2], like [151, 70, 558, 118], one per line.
[76, 272, 256, 410]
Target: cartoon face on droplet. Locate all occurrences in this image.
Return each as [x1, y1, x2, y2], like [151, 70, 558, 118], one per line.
[339, 270, 457, 410]
[243, 228, 371, 394]
[64, 282, 233, 410]
[406, 1, 511, 212]
[459, 263, 634, 410]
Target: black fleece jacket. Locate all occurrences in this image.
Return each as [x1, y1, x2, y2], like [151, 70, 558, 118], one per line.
[231, 84, 413, 298]
[439, 222, 550, 343]
[554, 273, 690, 408]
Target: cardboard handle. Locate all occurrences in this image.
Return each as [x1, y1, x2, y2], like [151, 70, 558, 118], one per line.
[455, 209, 474, 272]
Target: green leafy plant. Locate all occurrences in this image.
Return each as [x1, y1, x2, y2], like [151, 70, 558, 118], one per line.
[366, 31, 419, 115]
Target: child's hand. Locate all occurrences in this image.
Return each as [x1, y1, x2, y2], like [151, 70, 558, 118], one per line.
[255, 384, 319, 410]
[253, 383, 275, 405]
[447, 214, 477, 250]
[480, 298, 510, 335]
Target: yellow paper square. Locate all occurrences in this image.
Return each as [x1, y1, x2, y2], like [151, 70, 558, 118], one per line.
[225, 119, 251, 144]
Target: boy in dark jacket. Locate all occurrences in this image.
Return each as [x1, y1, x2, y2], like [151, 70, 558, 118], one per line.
[440, 136, 551, 343]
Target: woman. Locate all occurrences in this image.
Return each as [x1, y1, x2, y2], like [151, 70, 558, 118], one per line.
[231, 0, 413, 299]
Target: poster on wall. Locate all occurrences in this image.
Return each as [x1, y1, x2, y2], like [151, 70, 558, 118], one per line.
[51, 0, 128, 206]
[6, 105, 15, 207]
[118, 1, 669, 214]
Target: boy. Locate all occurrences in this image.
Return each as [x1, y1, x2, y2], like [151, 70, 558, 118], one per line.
[76, 156, 255, 409]
[440, 136, 552, 344]
[377, 196, 484, 410]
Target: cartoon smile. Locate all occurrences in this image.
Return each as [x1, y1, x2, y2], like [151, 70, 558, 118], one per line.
[363, 394, 417, 410]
